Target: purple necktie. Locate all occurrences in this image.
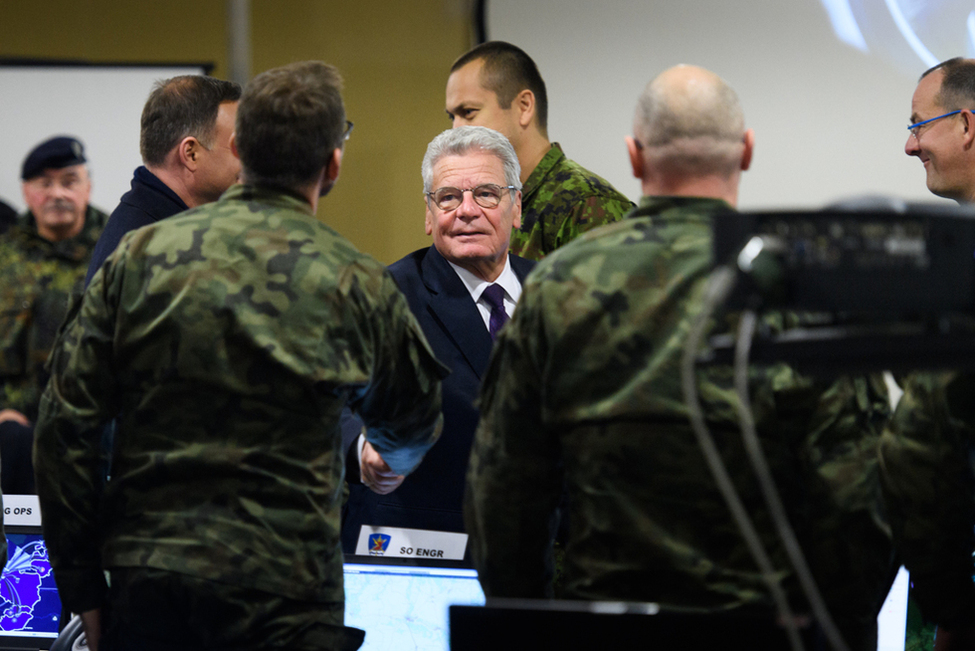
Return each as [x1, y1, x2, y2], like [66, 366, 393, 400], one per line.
[482, 284, 509, 340]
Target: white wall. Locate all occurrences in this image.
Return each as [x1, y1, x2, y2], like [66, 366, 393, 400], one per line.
[0, 64, 207, 215]
[487, 0, 956, 210]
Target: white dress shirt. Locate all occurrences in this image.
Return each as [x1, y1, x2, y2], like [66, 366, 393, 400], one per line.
[447, 255, 522, 329]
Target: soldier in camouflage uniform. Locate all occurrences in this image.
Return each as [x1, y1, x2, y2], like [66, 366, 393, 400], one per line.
[879, 374, 975, 647]
[0, 198, 16, 234]
[465, 65, 894, 650]
[34, 61, 445, 651]
[0, 136, 107, 494]
[878, 57, 975, 649]
[445, 41, 632, 260]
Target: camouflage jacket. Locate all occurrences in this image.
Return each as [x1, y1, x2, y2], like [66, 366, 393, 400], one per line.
[466, 195, 893, 649]
[879, 372, 975, 629]
[508, 143, 633, 261]
[0, 206, 107, 420]
[34, 184, 445, 615]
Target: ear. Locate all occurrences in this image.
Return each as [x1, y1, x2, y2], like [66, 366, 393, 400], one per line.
[511, 190, 522, 230]
[625, 136, 644, 179]
[178, 137, 201, 171]
[229, 132, 239, 158]
[424, 201, 435, 236]
[741, 129, 755, 171]
[326, 148, 342, 183]
[514, 89, 536, 129]
[961, 111, 975, 149]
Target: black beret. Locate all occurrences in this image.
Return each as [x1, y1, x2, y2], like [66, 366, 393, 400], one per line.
[21, 136, 87, 181]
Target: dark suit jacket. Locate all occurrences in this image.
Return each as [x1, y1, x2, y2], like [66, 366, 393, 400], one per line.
[341, 246, 535, 551]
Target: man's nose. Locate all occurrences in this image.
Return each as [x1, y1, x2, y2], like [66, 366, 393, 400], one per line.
[50, 182, 71, 199]
[905, 133, 920, 157]
[454, 189, 481, 217]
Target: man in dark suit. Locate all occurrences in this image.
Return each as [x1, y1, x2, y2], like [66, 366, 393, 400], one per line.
[342, 126, 534, 550]
[85, 75, 241, 286]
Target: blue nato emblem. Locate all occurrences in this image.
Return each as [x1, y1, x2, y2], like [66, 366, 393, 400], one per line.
[368, 533, 392, 555]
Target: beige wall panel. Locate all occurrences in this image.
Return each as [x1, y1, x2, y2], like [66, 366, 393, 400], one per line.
[251, 0, 472, 262]
[1, 0, 473, 263]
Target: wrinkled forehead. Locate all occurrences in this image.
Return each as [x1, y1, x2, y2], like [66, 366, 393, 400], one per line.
[27, 163, 90, 184]
[432, 150, 506, 187]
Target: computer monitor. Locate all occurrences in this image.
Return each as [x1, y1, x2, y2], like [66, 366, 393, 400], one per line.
[0, 496, 61, 651]
[343, 555, 485, 650]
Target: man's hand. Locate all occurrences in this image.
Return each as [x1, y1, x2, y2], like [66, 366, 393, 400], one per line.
[80, 608, 102, 651]
[361, 441, 405, 495]
[0, 410, 29, 426]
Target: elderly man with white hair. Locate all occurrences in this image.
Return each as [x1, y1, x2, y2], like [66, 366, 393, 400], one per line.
[342, 126, 535, 550]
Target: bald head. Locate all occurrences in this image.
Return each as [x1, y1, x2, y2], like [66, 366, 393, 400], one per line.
[633, 65, 748, 179]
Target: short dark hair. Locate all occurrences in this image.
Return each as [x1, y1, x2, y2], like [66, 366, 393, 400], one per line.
[921, 57, 975, 110]
[235, 61, 346, 190]
[140, 75, 242, 166]
[451, 41, 549, 132]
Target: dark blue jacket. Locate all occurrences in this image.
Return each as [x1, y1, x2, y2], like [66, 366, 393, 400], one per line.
[85, 166, 188, 286]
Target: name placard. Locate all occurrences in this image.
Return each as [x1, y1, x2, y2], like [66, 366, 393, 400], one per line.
[3, 494, 41, 526]
[354, 525, 468, 561]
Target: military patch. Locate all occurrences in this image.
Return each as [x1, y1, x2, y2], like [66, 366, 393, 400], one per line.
[369, 533, 392, 555]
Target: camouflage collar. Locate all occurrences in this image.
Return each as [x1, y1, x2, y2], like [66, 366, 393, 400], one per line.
[15, 205, 107, 263]
[222, 184, 315, 216]
[633, 195, 734, 223]
[521, 143, 565, 200]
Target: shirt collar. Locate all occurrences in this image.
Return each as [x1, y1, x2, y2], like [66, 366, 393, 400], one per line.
[446, 254, 522, 304]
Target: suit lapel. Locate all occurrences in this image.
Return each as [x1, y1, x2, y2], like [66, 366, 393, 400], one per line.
[422, 247, 494, 377]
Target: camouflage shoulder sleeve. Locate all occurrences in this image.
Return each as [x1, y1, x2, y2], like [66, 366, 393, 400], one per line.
[350, 266, 446, 476]
[879, 371, 975, 627]
[511, 152, 633, 260]
[550, 191, 634, 253]
[465, 269, 562, 598]
[32, 239, 128, 612]
[0, 239, 34, 412]
[774, 371, 895, 633]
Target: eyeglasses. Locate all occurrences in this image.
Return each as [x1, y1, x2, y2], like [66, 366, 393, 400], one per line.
[342, 120, 354, 142]
[907, 110, 966, 139]
[425, 184, 517, 211]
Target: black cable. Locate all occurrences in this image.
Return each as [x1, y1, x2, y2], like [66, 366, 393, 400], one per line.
[680, 266, 804, 651]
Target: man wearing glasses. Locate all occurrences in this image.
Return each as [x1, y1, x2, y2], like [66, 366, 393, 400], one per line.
[905, 57, 975, 203]
[883, 57, 975, 649]
[342, 126, 534, 549]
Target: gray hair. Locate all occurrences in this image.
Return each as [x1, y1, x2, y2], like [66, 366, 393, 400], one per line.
[421, 126, 521, 193]
[634, 66, 745, 176]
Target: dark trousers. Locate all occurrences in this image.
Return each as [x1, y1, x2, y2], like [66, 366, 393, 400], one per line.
[0, 420, 35, 494]
[102, 568, 364, 651]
